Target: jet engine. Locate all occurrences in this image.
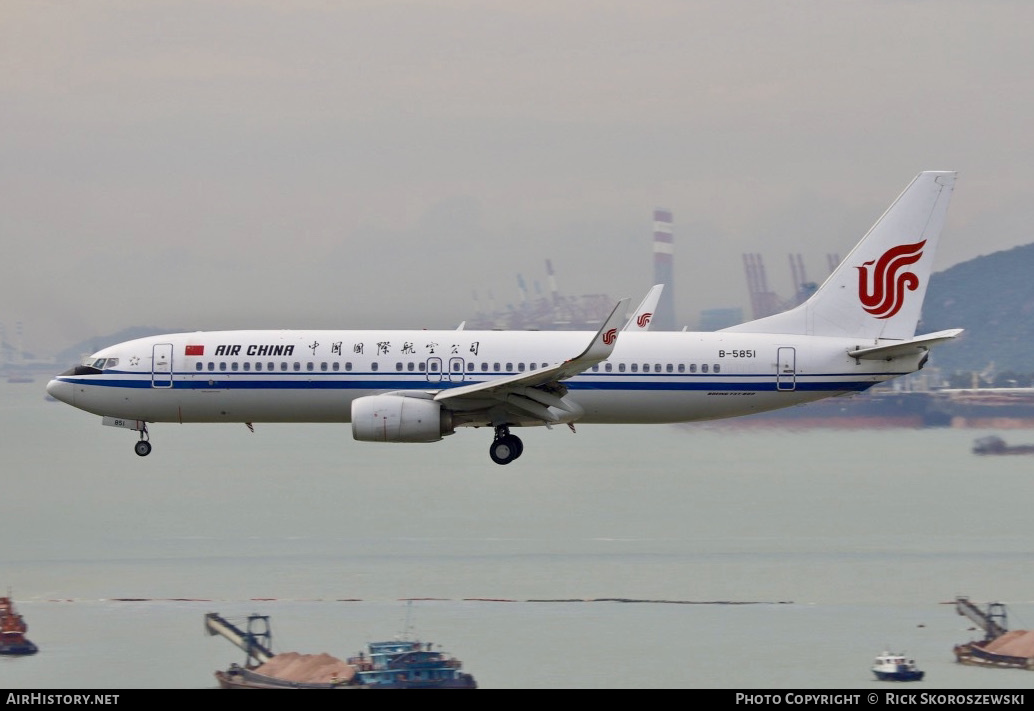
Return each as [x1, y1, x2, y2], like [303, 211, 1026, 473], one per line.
[351, 395, 454, 443]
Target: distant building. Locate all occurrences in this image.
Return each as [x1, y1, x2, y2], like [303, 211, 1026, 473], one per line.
[699, 307, 744, 331]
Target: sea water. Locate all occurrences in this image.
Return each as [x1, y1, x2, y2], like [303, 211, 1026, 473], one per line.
[1, 380, 1032, 689]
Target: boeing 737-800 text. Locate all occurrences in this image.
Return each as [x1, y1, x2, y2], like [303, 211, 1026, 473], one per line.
[48, 171, 961, 464]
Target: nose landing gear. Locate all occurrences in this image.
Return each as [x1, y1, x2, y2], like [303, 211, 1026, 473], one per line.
[489, 425, 523, 465]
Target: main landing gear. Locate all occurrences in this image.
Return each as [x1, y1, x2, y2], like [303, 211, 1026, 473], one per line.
[489, 425, 523, 465]
[134, 424, 152, 457]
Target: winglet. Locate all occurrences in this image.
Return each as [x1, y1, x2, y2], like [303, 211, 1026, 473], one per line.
[623, 285, 664, 331]
[567, 297, 630, 367]
[434, 296, 631, 403]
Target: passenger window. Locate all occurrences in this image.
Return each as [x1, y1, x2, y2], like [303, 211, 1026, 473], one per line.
[243, 362, 250, 371]
[293, 362, 300, 371]
[219, 362, 227, 371]
[407, 362, 415, 372]
[321, 362, 328, 371]
[642, 364, 649, 372]
[518, 363, 526, 372]
[207, 362, 215, 371]
[268, 362, 275, 371]
[481, 363, 489, 372]
[677, 364, 684, 373]
[280, 362, 288, 371]
[605, 363, 613, 372]
[345, 362, 352, 372]
[255, 363, 262, 371]
[467, 362, 474, 372]
[332, 362, 339, 371]
[702, 364, 709, 373]
[714, 364, 720, 373]
[690, 364, 697, 373]
[631, 363, 638, 373]
[493, 363, 501, 372]
[506, 362, 513, 371]
[372, 362, 379, 371]
[231, 362, 239, 371]
[306, 362, 314, 372]
[396, 362, 403, 371]
[195, 363, 203, 371]
[666, 364, 674, 373]
[592, 365, 599, 372]
[619, 363, 626, 372]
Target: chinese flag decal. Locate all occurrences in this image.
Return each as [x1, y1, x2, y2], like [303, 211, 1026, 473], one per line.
[185, 345, 204, 356]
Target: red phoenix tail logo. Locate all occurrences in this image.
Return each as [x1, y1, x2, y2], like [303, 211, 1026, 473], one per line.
[636, 312, 652, 328]
[603, 328, 618, 345]
[856, 240, 926, 319]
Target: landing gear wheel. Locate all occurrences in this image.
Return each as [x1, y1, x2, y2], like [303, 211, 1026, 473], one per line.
[489, 429, 523, 465]
[510, 435, 524, 460]
[134, 440, 152, 457]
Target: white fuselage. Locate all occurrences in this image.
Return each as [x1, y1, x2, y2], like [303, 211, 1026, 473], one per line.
[48, 328, 918, 426]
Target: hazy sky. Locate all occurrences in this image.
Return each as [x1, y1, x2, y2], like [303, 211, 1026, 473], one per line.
[4, 1, 1034, 357]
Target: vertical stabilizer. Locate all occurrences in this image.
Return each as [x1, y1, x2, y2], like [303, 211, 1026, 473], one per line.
[723, 171, 956, 341]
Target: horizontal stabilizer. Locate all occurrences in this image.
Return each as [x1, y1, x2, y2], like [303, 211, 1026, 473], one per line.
[847, 328, 963, 360]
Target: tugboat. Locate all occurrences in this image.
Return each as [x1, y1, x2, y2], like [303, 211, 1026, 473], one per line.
[206, 612, 476, 689]
[345, 637, 478, 688]
[0, 594, 39, 656]
[872, 650, 924, 681]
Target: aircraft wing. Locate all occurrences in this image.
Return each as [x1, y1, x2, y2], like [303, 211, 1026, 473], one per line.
[623, 284, 663, 331]
[847, 329, 964, 360]
[434, 298, 630, 420]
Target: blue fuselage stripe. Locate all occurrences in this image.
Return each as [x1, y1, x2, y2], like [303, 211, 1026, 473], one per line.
[57, 372, 887, 394]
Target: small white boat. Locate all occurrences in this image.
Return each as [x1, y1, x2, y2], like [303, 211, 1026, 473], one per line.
[872, 650, 924, 681]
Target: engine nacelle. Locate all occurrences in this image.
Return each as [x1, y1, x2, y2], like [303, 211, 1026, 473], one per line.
[351, 395, 453, 443]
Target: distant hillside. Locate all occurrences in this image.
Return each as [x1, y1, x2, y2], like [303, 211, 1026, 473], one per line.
[922, 243, 1034, 377]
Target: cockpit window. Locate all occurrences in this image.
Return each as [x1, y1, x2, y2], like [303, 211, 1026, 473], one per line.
[90, 358, 118, 369]
[86, 357, 118, 369]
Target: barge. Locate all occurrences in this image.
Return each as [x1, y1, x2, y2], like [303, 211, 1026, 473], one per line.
[953, 597, 1034, 671]
[206, 611, 476, 689]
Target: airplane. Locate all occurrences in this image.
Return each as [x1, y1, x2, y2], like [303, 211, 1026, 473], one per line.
[47, 171, 962, 465]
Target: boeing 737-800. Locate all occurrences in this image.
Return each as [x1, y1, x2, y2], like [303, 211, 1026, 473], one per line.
[48, 172, 961, 465]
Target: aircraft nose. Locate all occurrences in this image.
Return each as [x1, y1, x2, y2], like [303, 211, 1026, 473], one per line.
[46, 378, 75, 406]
